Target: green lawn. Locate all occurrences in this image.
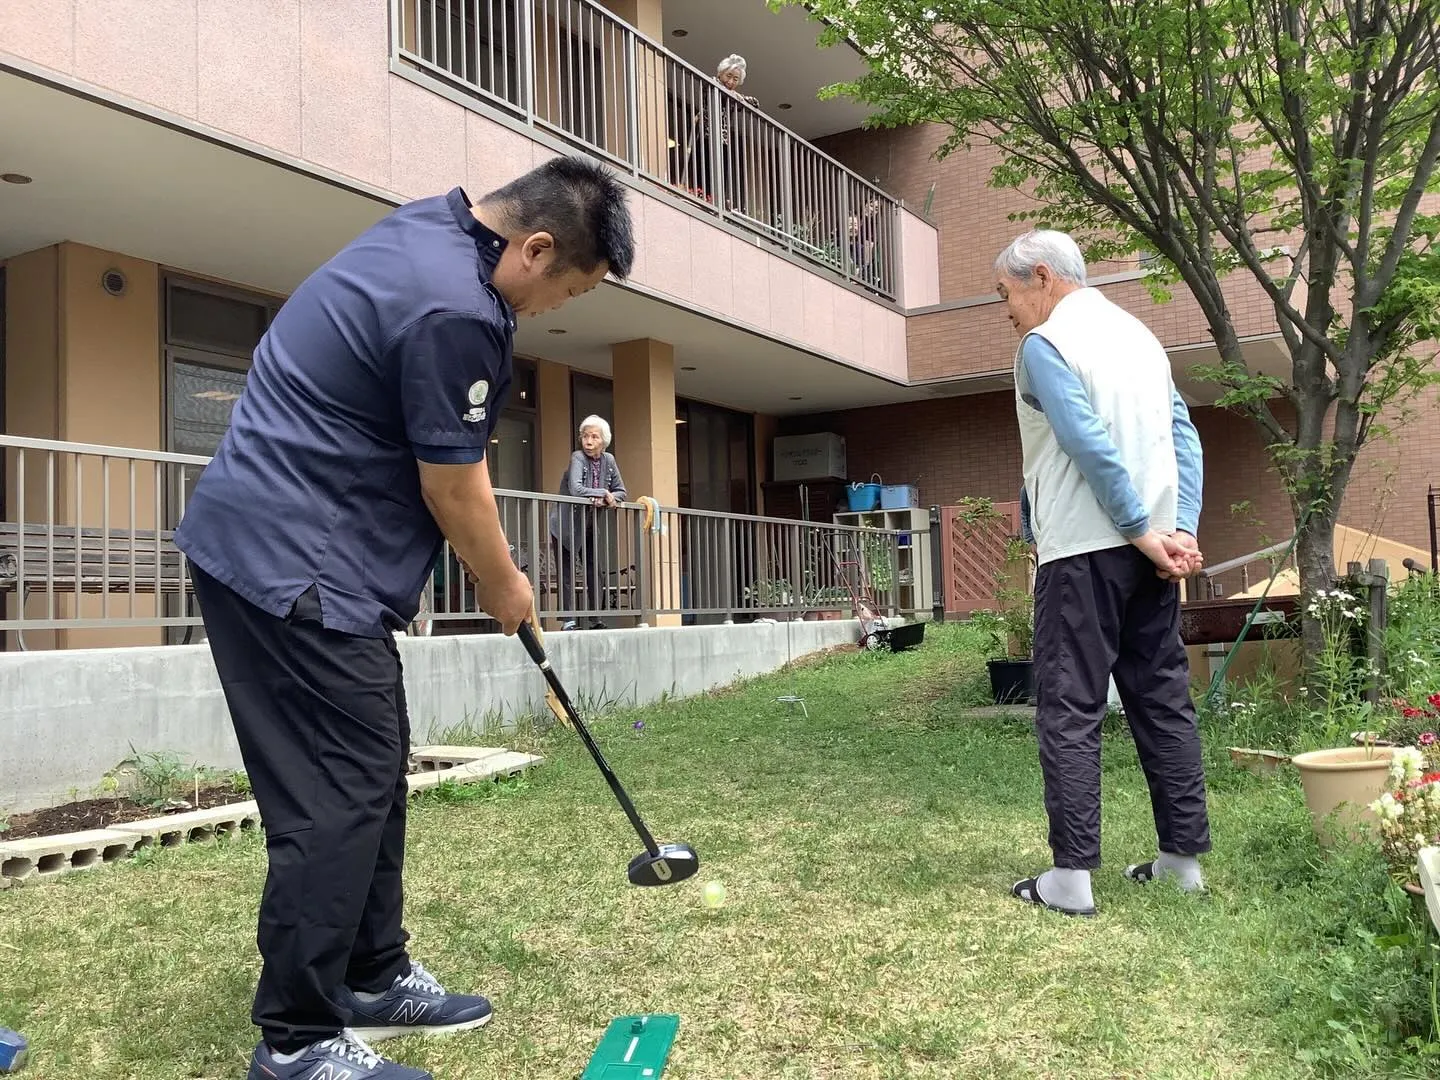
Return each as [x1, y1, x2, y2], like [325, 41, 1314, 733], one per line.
[1, 624, 1436, 1079]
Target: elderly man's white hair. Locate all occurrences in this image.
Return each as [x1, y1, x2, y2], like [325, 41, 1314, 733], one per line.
[994, 229, 1088, 286]
[716, 54, 747, 80]
[578, 414, 613, 448]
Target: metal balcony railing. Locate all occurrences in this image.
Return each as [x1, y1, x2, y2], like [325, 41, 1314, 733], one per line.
[392, 0, 899, 299]
[1, 434, 928, 647]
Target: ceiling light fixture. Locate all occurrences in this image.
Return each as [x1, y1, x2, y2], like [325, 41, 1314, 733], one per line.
[671, 28, 688, 36]
[681, 365, 697, 371]
[547, 328, 567, 335]
[788, 396, 803, 401]
[777, 104, 792, 111]
[1, 173, 32, 185]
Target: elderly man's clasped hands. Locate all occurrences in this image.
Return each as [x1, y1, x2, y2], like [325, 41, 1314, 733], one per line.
[1159, 529, 1204, 582]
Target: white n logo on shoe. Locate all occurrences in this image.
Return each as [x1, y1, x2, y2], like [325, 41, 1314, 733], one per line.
[304, 1066, 354, 1080]
[388, 998, 432, 1025]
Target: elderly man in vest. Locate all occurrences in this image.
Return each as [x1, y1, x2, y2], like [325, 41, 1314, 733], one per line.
[995, 229, 1209, 918]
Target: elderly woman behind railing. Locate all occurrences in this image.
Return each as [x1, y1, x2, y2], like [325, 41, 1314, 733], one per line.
[681, 54, 761, 207]
[548, 415, 627, 630]
[716, 54, 760, 108]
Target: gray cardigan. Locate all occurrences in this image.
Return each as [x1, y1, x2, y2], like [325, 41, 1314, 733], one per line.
[563, 450, 627, 502]
[549, 451, 627, 549]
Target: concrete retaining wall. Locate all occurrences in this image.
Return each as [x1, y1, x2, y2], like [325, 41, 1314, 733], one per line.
[0, 620, 856, 813]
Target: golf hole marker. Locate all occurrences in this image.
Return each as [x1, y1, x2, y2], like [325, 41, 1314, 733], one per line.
[582, 1014, 679, 1079]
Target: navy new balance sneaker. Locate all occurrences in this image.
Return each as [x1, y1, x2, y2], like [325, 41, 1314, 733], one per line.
[247, 1030, 431, 1080]
[338, 961, 493, 1041]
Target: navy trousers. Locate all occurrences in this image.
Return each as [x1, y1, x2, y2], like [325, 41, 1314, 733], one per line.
[191, 566, 413, 1052]
[1032, 544, 1211, 869]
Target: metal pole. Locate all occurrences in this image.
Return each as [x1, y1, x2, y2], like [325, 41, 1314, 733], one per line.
[929, 505, 945, 622]
[520, 0, 537, 121]
[1430, 484, 1437, 574]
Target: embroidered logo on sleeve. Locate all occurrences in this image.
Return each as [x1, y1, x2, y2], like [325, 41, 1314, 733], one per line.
[463, 380, 489, 423]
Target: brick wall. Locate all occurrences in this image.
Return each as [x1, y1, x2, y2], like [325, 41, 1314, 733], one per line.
[818, 125, 1131, 300]
[906, 273, 1282, 381]
[773, 391, 1439, 566]
[808, 121, 1440, 565]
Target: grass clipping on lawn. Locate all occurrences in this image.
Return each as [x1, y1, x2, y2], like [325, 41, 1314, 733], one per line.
[0, 624, 1421, 1078]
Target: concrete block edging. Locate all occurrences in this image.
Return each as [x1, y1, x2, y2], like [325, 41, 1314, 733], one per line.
[0, 747, 541, 888]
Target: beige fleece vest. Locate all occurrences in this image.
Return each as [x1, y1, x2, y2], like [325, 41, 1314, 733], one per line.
[1014, 287, 1179, 565]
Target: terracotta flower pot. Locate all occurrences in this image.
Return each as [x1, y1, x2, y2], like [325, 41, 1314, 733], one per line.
[1290, 745, 1396, 847]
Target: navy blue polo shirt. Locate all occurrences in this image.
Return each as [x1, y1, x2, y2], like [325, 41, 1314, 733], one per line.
[175, 187, 515, 638]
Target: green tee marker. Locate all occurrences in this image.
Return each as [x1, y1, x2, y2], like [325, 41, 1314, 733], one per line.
[581, 1014, 679, 1078]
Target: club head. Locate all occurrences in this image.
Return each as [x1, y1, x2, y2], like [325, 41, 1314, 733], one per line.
[627, 843, 700, 887]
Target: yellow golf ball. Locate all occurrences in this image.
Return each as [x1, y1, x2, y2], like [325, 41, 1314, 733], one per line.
[700, 880, 727, 908]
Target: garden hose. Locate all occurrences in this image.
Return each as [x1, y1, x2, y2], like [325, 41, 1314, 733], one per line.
[1200, 521, 1307, 710]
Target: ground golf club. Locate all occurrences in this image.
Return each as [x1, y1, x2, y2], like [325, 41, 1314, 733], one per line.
[517, 621, 699, 887]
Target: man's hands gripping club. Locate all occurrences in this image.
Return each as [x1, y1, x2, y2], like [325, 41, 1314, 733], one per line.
[418, 459, 533, 635]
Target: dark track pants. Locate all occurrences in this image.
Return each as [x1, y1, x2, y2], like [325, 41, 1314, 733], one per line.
[1032, 545, 1211, 870]
[191, 566, 413, 1052]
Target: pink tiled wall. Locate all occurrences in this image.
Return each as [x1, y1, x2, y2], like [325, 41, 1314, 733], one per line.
[1, 0, 914, 383]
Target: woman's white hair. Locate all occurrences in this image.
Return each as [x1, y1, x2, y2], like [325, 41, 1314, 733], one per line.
[993, 229, 1088, 285]
[716, 54, 747, 81]
[578, 414, 612, 449]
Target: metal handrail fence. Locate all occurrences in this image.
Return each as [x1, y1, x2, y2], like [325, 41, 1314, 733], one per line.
[392, 0, 899, 298]
[2, 434, 925, 644]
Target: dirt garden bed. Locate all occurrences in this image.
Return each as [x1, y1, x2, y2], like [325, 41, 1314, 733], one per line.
[2, 781, 253, 841]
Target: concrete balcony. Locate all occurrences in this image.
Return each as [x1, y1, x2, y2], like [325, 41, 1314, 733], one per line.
[0, 0, 939, 395]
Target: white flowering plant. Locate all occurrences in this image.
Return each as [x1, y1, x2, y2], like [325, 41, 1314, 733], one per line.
[1369, 711, 1440, 885]
[1305, 586, 1367, 624]
[1301, 587, 1377, 737]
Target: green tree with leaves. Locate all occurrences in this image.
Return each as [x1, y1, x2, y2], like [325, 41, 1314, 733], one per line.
[779, 0, 1440, 662]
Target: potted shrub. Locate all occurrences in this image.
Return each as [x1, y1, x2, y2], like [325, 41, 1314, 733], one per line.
[988, 536, 1036, 703]
[1291, 739, 1398, 846]
[1289, 587, 1399, 844]
[964, 539, 1036, 705]
[955, 499, 1035, 704]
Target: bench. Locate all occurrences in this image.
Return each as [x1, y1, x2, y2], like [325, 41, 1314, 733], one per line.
[0, 522, 198, 647]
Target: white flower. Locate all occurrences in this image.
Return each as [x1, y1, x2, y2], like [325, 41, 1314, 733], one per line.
[1395, 747, 1426, 783]
[1373, 793, 1406, 820]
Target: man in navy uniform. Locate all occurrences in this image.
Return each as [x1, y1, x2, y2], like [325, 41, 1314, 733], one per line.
[175, 156, 634, 1080]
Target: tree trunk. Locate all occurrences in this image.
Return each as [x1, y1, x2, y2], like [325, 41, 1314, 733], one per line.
[1295, 506, 1339, 684]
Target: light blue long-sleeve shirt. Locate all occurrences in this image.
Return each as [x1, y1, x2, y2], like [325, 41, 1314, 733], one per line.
[1018, 335, 1202, 544]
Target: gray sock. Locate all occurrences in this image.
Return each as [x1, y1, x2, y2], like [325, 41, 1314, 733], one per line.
[271, 1046, 306, 1064]
[1037, 867, 1094, 911]
[1153, 851, 1206, 891]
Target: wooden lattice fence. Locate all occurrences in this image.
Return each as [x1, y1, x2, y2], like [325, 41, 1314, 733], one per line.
[939, 500, 1022, 616]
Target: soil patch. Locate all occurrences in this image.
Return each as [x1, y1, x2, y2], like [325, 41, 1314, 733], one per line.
[2, 782, 252, 841]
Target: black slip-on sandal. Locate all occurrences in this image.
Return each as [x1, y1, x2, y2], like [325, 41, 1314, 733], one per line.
[1011, 876, 1097, 918]
[1124, 861, 1156, 884]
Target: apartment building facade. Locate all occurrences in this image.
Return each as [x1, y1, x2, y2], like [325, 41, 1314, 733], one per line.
[1, 0, 1435, 651]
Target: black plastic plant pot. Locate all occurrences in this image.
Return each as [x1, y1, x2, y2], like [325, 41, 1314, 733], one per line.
[987, 658, 1035, 705]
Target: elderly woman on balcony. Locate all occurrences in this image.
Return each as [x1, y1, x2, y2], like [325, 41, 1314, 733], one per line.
[680, 54, 761, 207]
[549, 414, 627, 630]
[716, 54, 760, 109]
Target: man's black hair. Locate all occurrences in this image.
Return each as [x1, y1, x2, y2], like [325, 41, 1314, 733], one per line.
[481, 156, 635, 280]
